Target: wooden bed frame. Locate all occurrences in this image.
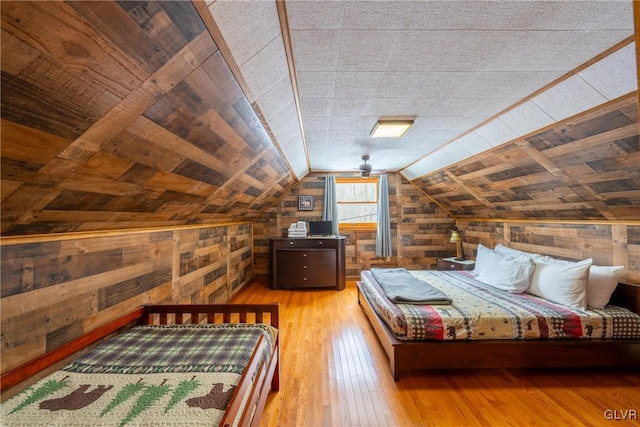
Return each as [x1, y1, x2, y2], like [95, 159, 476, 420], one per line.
[1, 303, 280, 427]
[357, 280, 640, 381]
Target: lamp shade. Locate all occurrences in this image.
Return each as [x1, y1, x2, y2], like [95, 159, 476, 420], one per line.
[449, 230, 462, 243]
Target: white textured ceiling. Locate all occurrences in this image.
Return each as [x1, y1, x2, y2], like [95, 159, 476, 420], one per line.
[206, 0, 636, 180]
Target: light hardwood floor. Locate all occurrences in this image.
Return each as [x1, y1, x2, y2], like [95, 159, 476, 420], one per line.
[233, 280, 640, 427]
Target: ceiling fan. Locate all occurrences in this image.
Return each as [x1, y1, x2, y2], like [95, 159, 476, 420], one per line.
[353, 155, 386, 177]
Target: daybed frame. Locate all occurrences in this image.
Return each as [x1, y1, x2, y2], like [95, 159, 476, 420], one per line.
[357, 280, 640, 381]
[1, 303, 280, 427]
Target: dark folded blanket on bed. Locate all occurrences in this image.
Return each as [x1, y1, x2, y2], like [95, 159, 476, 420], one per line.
[370, 268, 453, 305]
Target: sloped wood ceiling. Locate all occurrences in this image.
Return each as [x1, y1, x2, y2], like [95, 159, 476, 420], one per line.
[413, 95, 639, 220]
[1, 2, 638, 238]
[1, 1, 296, 236]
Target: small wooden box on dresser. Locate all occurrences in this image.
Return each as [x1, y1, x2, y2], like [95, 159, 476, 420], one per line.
[437, 257, 476, 271]
[269, 237, 346, 290]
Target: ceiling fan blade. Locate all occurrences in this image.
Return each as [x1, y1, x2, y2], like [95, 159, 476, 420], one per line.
[352, 154, 384, 177]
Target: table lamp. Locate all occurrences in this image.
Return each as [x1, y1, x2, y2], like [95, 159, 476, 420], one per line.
[449, 226, 466, 261]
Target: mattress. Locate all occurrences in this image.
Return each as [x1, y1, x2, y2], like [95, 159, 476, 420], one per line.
[1, 323, 277, 426]
[360, 269, 640, 341]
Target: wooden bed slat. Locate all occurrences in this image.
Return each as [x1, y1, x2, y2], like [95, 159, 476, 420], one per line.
[140, 304, 279, 326]
[242, 357, 267, 427]
[220, 335, 267, 427]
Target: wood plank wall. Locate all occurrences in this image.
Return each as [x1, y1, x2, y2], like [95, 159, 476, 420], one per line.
[410, 94, 639, 286]
[1, 1, 295, 236]
[252, 173, 455, 277]
[412, 95, 639, 221]
[459, 220, 639, 285]
[0, 223, 252, 374]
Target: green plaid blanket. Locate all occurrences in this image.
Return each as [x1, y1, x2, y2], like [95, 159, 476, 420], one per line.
[66, 323, 275, 375]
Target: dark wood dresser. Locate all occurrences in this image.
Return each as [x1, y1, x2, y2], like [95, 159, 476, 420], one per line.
[269, 237, 346, 290]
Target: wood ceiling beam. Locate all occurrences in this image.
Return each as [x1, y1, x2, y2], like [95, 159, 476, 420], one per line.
[276, 0, 311, 173]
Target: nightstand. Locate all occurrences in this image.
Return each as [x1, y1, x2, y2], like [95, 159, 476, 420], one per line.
[437, 257, 475, 271]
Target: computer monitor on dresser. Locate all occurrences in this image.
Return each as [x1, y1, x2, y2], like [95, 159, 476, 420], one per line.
[308, 220, 333, 237]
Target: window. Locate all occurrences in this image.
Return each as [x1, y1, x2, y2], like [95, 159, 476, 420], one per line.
[336, 177, 378, 230]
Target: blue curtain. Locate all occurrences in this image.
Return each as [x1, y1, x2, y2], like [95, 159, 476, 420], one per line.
[375, 174, 392, 258]
[322, 175, 339, 236]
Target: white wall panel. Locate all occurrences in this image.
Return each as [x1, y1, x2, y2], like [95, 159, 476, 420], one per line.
[456, 132, 494, 157]
[475, 119, 519, 147]
[500, 101, 555, 136]
[532, 75, 608, 121]
[578, 42, 638, 100]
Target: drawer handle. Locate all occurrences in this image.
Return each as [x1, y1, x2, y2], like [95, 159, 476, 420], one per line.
[450, 265, 455, 269]
[303, 253, 307, 257]
[303, 265, 307, 269]
[289, 241, 294, 245]
[303, 278, 307, 281]
[318, 241, 323, 245]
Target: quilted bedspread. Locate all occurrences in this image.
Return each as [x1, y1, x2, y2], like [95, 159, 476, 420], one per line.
[360, 270, 640, 341]
[1, 323, 276, 426]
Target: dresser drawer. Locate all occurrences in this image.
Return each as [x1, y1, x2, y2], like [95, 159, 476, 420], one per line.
[273, 238, 339, 249]
[276, 249, 336, 287]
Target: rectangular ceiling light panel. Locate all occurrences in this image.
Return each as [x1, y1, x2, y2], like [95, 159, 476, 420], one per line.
[370, 120, 414, 138]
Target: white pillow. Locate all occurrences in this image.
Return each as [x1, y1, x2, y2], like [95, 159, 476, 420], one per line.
[472, 243, 492, 276]
[586, 265, 623, 309]
[493, 244, 540, 258]
[494, 247, 623, 309]
[528, 258, 592, 309]
[476, 250, 536, 293]
[534, 255, 623, 309]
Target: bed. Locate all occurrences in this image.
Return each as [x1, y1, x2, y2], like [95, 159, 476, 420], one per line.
[358, 268, 640, 380]
[1, 304, 279, 427]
